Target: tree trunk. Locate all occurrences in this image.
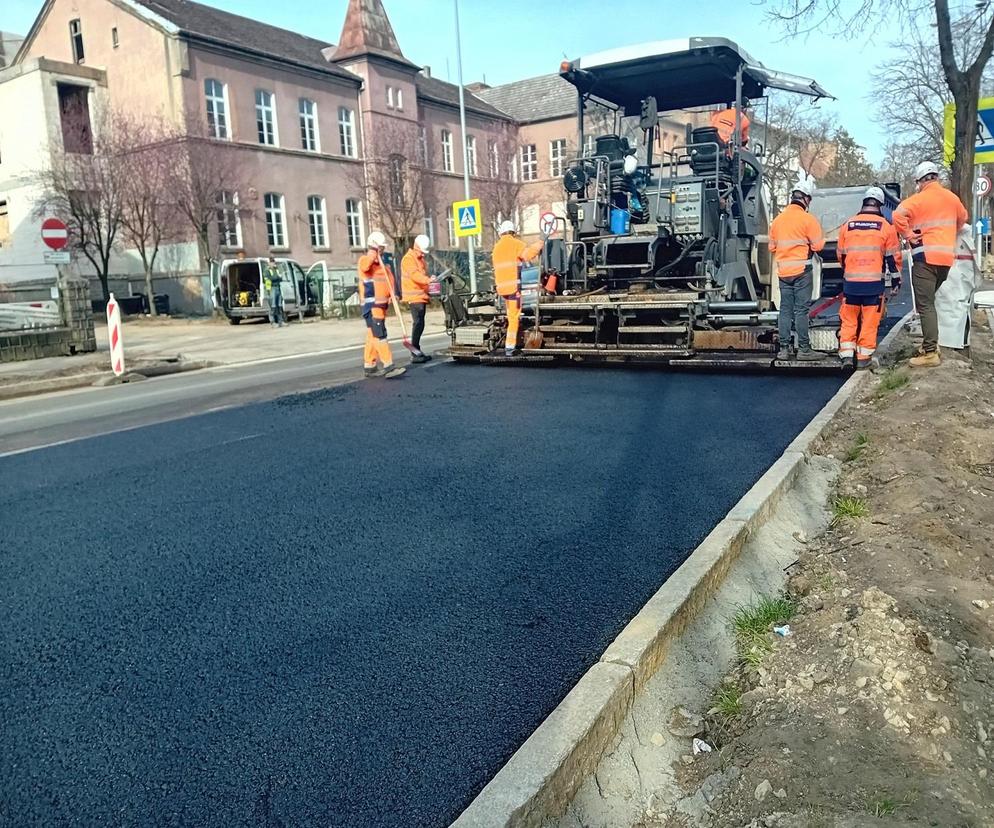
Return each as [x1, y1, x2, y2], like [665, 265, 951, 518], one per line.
[144, 263, 158, 318]
[950, 81, 980, 217]
[98, 273, 110, 303]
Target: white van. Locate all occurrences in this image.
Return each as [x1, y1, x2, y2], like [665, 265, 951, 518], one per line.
[213, 257, 317, 324]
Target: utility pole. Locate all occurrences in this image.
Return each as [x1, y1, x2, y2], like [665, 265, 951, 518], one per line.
[453, 0, 477, 294]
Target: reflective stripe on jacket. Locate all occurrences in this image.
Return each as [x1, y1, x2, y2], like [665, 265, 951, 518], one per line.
[492, 235, 543, 297]
[769, 203, 825, 279]
[837, 212, 902, 296]
[401, 248, 430, 304]
[892, 180, 968, 266]
[358, 252, 393, 320]
[710, 108, 750, 146]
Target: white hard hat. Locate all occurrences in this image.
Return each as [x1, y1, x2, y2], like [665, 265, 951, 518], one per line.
[791, 178, 815, 198]
[498, 220, 517, 235]
[623, 154, 638, 175]
[914, 161, 940, 182]
[414, 234, 431, 252]
[864, 186, 886, 205]
[366, 230, 387, 249]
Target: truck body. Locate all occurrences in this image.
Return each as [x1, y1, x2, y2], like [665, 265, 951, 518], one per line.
[212, 257, 318, 324]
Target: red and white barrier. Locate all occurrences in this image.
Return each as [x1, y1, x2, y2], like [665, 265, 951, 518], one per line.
[106, 293, 125, 376]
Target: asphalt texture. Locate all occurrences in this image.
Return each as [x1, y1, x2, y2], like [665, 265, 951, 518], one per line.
[0, 360, 852, 828]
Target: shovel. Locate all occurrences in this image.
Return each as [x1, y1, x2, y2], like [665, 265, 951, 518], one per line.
[524, 227, 554, 350]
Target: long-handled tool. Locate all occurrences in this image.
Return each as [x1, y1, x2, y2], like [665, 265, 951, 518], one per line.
[387, 281, 416, 354]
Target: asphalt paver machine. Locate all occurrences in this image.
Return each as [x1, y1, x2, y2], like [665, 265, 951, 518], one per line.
[444, 38, 839, 369]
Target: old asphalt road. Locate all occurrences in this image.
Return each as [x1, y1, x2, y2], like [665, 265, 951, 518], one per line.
[2, 318, 887, 826]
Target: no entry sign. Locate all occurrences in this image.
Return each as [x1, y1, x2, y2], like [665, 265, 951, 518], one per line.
[41, 218, 69, 250]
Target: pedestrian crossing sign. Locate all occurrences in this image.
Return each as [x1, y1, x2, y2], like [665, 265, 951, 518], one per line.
[452, 198, 482, 238]
[943, 97, 994, 165]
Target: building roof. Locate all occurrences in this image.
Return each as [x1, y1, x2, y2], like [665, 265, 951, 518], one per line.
[0, 31, 25, 68]
[476, 74, 578, 123]
[415, 73, 508, 120]
[135, 0, 359, 82]
[332, 0, 417, 69]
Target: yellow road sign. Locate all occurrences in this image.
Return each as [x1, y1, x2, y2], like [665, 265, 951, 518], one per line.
[943, 98, 994, 165]
[452, 198, 482, 238]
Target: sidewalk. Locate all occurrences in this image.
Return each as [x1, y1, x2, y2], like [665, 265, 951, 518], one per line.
[0, 310, 447, 399]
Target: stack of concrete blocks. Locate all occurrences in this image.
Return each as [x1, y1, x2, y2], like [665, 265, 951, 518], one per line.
[0, 275, 96, 362]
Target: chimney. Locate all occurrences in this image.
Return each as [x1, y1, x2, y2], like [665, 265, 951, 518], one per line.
[421, 65, 431, 77]
[466, 81, 491, 93]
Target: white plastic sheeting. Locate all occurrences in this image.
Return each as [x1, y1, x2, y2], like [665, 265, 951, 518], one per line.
[936, 228, 982, 349]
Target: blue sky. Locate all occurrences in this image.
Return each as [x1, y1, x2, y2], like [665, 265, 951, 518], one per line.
[6, 0, 897, 163]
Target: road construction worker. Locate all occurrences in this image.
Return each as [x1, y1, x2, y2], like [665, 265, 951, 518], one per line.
[710, 99, 751, 149]
[492, 220, 544, 356]
[892, 161, 968, 367]
[836, 187, 903, 370]
[769, 179, 825, 361]
[401, 234, 432, 364]
[358, 231, 404, 378]
[264, 256, 285, 327]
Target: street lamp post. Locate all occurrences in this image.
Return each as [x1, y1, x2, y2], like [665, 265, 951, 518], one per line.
[453, 0, 477, 294]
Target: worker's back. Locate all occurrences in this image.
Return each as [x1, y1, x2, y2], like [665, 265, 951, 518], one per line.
[893, 181, 967, 266]
[770, 204, 825, 278]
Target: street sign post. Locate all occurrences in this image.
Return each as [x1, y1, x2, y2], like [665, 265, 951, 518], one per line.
[43, 250, 71, 264]
[944, 98, 994, 165]
[452, 198, 482, 238]
[41, 217, 69, 250]
[976, 175, 992, 196]
[539, 211, 558, 237]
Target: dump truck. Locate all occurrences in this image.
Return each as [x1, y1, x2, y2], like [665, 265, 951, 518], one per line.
[443, 38, 841, 370]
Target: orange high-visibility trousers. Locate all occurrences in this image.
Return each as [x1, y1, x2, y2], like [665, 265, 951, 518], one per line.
[838, 299, 883, 362]
[504, 295, 522, 350]
[363, 316, 393, 368]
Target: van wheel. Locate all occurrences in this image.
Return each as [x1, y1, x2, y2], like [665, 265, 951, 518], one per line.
[228, 316, 241, 325]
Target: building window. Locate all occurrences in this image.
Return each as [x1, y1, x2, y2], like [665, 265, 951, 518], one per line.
[550, 138, 567, 177]
[520, 144, 537, 181]
[111, 27, 119, 48]
[345, 198, 364, 248]
[69, 19, 84, 63]
[338, 107, 356, 157]
[488, 140, 499, 178]
[204, 79, 229, 140]
[388, 155, 406, 208]
[255, 89, 278, 146]
[423, 214, 433, 246]
[466, 135, 477, 176]
[57, 84, 93, 154]
[299, 98, 319, 152]
[446, 214, 460, 248]
[307, 195, 328, 248]
[264, 193, 287, 248]
[386, 86, 395, 109]
[417, 125, 428, 166]
[216, 190, 241, 248]
[395, 88, 403, 110]
[441, 129, 453, 173]
[583, 134, 596, 157]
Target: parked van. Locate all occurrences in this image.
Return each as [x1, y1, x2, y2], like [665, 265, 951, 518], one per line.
[213, 257, 318, 324]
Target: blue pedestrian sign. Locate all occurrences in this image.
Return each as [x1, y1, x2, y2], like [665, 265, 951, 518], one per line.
[452, 198, 482, 238]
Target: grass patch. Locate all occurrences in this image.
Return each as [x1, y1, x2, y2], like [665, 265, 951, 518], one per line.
[833, 496, 870, 524]
[844, 432, 870, 463]
[713, 684, 742, 717]
[867, 794, 913, 817]
[732, 595, 795, 665]
[876, 368, 910, 395]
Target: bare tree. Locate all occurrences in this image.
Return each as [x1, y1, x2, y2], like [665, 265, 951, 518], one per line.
[115, 115, 184, 317]
[349, 118, 436, 252]
[35, 113, 124, 302]
[759, 96, 835, 211]
[475, 124, 525, 244]
[770, 0, 994, 213]
[170, 123, 248, 270]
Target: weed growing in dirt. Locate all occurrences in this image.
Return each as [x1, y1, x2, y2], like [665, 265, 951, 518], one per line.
[833, 496, 869, 524]
[732, 595, 795, 665]
[714, 684, 742, 717]
[844, 432, 870, 463]
[877, 368, 910, 394]
[867, 794, 913, 817]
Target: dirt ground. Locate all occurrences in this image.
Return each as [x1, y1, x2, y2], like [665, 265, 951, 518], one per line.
[652, 314, 994, 827]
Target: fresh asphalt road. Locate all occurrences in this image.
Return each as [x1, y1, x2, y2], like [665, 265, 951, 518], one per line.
[0, 304, 906, 827]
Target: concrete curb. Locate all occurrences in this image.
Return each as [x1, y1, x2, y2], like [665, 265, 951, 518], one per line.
[0, 360, 216, 401]
[452, 312, 913, 828]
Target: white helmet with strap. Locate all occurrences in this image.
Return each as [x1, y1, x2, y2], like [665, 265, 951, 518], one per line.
[498, 220, 517, 236]
[863, 186, 886, 205]
[366, 230, 387, 249]
[791, 177, 816, 199]
[913, 161, 940, 182]
[414, 234, 431, 252]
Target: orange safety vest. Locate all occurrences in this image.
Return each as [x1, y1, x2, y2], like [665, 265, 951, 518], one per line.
[401, 248, 430, 304]
[358, 252, 393, 320]
[837, 211, 902, 291]
[492, 235, 543, 297]
[769, 203, 826, 279]
[710, 108, 750, 146]
[892, 180, 968, 267]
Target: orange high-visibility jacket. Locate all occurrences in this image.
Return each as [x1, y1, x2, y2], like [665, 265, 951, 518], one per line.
[401, 248, 430, 304]
[492, 235, 543, 297]
[358, 252, 393, 320]
[892, 180, 968, 267]
[710, 108, 750, 146]
[837, 211, 902, 288]
[769, 203, 826, 279]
